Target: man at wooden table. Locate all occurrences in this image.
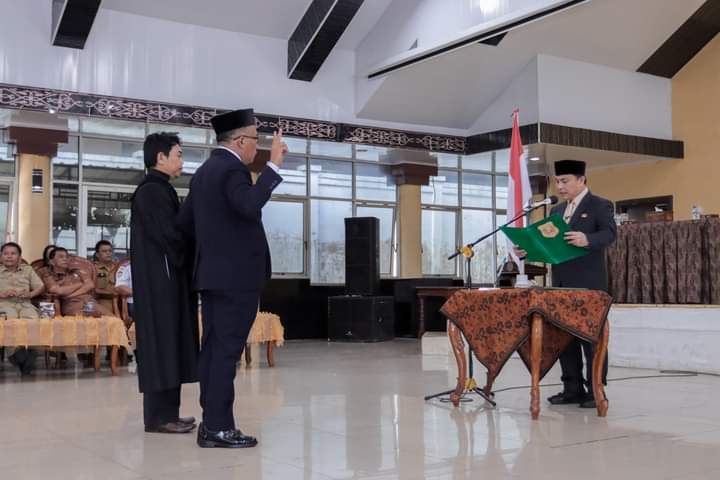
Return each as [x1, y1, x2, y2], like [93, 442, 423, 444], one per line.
[0, 242, 45, 376]
[516, 160, 616, 409]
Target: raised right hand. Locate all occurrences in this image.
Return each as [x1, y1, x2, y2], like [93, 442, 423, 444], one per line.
[270, 128, 288, 168]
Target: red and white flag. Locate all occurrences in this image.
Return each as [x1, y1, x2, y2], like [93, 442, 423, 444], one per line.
[506, 109, 532, 264]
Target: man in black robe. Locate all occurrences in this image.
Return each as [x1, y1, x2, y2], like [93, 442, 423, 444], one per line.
[178, 109, 286, 448]
[130, 132, 199, 434]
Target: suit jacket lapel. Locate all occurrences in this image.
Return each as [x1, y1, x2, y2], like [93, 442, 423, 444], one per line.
[569, 192, 593, 228]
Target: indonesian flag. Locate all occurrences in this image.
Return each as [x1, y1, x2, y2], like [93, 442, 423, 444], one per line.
[506, 109, 532, 265]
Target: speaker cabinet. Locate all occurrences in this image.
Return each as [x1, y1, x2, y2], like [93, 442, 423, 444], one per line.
[345, 217, 380, 296]
[328, 295, 394, 342]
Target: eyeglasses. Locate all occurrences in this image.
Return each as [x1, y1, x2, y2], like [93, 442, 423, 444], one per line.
[232, 134, 259, 142]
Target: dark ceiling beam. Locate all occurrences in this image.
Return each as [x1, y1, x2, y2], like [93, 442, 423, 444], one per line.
[288, 0, 364, 82]
[52, 0, 102, 49]
[638, 0, 720, 78]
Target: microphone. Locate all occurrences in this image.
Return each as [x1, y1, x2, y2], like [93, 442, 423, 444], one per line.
[525, 195, 558, 210]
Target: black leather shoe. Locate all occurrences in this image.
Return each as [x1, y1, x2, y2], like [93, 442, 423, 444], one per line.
[580, 394, 607, 409]
[197, 423, 258, 449]
[547, 391, 586, 405]
[178, 416, 197, 427]
[145, 421, 195, 434]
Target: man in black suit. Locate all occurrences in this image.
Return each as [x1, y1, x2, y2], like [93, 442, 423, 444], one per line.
[546, 159, 616, 408]
[178, 109, 287, 448]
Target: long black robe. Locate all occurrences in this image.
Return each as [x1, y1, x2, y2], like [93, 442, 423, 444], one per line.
[130, 169, 199, 393]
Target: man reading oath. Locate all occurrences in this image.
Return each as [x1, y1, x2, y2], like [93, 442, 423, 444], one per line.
[178, 109, 287, 448]
[518, 159, 616, 408]
[131, 132, 199, 434]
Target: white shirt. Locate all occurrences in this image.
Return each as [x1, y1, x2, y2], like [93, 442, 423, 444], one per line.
[115, 263, 133, 304]
[218, 146, 281, 174]
[563, 187, 589, 223]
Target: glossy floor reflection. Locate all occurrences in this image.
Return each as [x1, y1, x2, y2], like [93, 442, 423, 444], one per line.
[2, 340, 720, 479]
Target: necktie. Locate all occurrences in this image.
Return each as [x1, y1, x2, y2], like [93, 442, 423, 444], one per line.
[564, 202, 576, 223]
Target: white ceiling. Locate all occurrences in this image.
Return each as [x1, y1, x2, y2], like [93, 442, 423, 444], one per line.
[101, 0, 393, 49]
[357, 0, 705, 129]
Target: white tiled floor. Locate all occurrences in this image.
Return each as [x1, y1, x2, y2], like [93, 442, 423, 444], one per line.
[2, 340, 720, 479]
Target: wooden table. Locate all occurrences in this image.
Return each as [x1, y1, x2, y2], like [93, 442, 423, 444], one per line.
[441, 288, 611, 420]
[416, 287, 466, 338]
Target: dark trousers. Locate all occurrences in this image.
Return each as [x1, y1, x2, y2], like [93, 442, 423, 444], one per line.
[8, 347, 36, 375]
[559, 338, 608, 395]
[143, 387, 181, 428]
[199, 289, 258, 431]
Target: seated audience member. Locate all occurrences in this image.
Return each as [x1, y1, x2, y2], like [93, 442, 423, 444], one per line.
[93, 240, 118, 313]
[115, 259, 134, 324]
[0, 242, 45, 376]
[41, 247, 112, 317]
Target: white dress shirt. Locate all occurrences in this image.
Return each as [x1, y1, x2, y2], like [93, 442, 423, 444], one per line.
[563, 187, 589, 223]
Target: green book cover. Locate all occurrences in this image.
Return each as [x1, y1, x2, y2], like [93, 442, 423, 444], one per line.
[500, 214, 589, 265]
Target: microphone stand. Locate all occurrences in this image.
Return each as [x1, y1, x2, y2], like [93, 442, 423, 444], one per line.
[425, 202, 548, 406]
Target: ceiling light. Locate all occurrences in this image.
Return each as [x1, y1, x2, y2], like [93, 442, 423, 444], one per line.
[474, 0, 501, 16]
[529, 156, 541, 162]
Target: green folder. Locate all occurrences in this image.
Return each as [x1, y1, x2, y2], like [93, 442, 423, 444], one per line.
[500, 214, 589, 265]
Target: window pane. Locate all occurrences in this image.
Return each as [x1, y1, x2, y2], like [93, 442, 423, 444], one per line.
[53, 136, 78, 181]
[356, 206, 394, 275]
[495, 149, 510, 173]
[421, 169, 458, 206]
[174, 147, 206, 189]
[264, 201, 304, 274]
[422, 209, 456, 275]
[495, 175, 509, 209]
[85, 190, 132, 260]
[285, 137, 308, 154]
[0, 141, 15, 177]
[462, 209, 495, 284]
[462, 152, 492, 171]
[82, 138, 145, 185]
[148, 123, 208, 144]
[310, 140, 352, 158]
[0, 183, 11, 241]
[81, 118, 146, 138]
[311, 199, 352, 284]
[355, 164, 396, 202]
[273, 155, 307, 196]
[434, 153, 459, 168]
[53, 183, 79, 254]
[355, 145, 388, 161]
[310, 158, 352, 198]
[461, 172, 493, 208]
[497, 213, 510, 268]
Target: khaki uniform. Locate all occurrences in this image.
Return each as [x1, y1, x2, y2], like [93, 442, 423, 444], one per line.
[0, 264, 42, 319]
[94, 261, 117, 313]
[41, 268, 112, 317]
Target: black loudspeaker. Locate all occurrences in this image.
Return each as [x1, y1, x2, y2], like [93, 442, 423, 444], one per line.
[345, 217, 380, 295]
[328, 296, 395, 342]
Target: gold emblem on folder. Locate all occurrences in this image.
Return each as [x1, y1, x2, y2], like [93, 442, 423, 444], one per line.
[538, 221, 560, 238]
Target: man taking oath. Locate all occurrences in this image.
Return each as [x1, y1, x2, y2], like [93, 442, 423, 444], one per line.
[178, 109, 287, 448]
[131, 132, 199, 434]
[519, 159, 616, 408]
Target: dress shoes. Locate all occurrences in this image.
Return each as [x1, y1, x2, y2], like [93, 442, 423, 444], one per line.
[145, 421, 195, 434]
[196, 422, 258, 449]
[547, 391, 587, 405]
[178, 416, 197, 427]
[580, 393, 608, 409]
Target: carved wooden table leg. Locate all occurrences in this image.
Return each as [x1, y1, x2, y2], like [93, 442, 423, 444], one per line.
[266, 341, 275, 367]
[94, 346, 101, 372]
[530, 313, 543, 420]
[110, 346, 119, 376]
[418, 296, 426, 338]
[592, 322, 610, 417]
[447, 322, 467, 407]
